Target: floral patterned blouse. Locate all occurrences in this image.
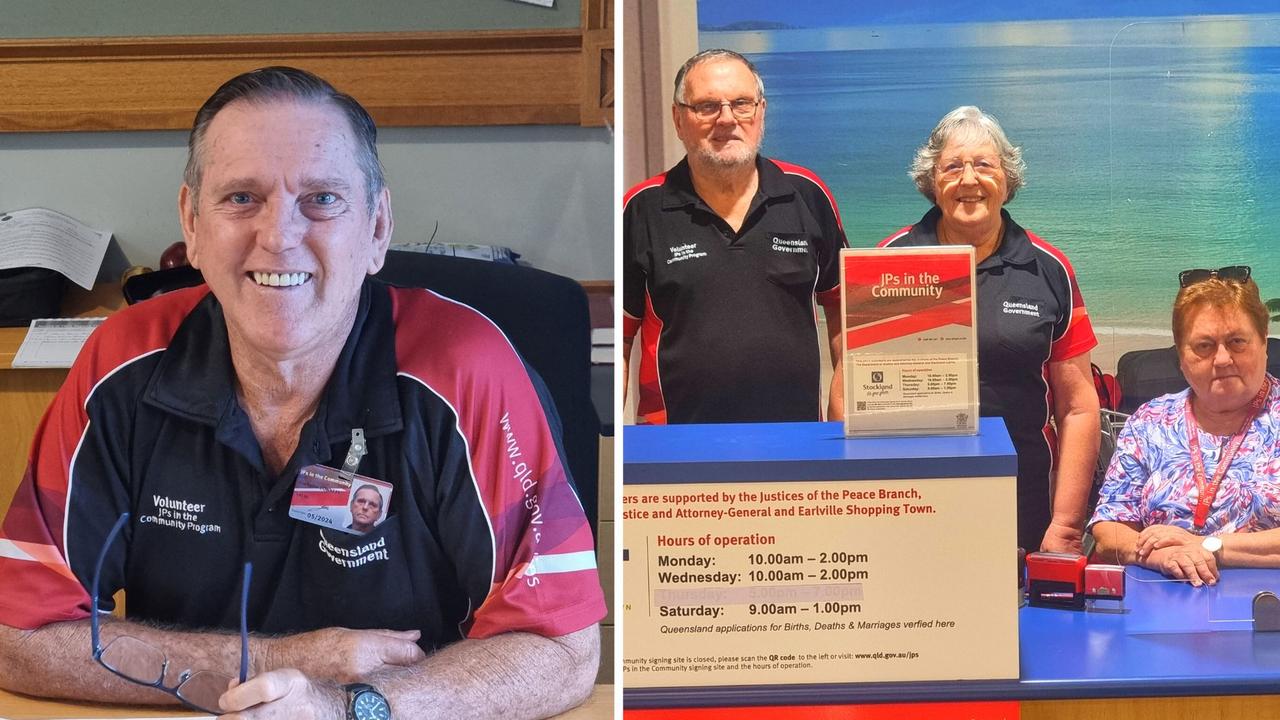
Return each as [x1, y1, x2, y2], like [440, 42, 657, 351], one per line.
[1091, 375, 1280, 534]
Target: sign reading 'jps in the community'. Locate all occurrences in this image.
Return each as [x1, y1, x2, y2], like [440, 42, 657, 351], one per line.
[840, 247, 979, 437]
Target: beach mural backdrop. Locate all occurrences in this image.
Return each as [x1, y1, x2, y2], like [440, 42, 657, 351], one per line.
[697, 2, 1280, 363]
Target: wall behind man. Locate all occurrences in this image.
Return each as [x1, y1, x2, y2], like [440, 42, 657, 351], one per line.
[0, 0, 612, 281]
[0, 125, 613, 281]
[2, 0, 581, 35]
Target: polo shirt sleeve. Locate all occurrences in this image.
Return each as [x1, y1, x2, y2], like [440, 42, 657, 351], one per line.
[810, 188, 848, 307]
[0, 325, 136, 630]
[411, 296, 605, 640]
[622, 179, 655, 341]
[1047, 248, 1097, 362]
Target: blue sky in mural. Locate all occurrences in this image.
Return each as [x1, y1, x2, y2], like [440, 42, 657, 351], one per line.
[698, 0, 1280, 28]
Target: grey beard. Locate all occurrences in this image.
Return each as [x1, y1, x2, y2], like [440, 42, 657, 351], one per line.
[693, 140, 760, 170]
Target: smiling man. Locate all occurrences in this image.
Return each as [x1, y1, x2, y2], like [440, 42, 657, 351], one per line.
[0, 67, 604, 720]
[623, 49, 849, 425]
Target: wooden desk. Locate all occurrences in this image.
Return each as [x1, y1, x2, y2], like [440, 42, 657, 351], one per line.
[0, 283, 125, 513]
[0, 684, 613, 719]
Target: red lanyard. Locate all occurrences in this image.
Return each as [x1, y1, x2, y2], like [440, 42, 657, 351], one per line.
[1184, 378, 1271, 529]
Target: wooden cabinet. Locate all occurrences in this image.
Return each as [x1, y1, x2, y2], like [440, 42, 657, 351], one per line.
[0, 283, 123, 517]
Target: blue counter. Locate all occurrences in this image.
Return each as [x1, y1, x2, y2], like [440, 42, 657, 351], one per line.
[624, 420, 1280, 707]
[625, 417, 1017, 484]
[626, 566, 1280, 707]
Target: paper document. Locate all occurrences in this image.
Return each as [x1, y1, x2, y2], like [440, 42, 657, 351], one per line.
[591, 346, 613, 365]
[12, 317, 104, 368]
[840, 247, 979, 436]
[591, 327, 613, 346]
[0, 207, 113, 290]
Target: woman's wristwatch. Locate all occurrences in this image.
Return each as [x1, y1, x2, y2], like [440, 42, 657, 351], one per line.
[345, 683, 392, 720]
[1201, 535, 1224, 557]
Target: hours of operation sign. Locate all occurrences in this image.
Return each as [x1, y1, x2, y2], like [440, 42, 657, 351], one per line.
[622, 477, 1018, 688]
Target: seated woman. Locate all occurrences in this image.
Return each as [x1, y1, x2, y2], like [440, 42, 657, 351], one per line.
[1091, 267, 1280, 586]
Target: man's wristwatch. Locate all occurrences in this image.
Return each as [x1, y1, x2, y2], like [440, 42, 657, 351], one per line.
[344, 683, 392, 720]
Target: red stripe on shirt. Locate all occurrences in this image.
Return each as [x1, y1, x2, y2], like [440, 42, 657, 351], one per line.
[636, 289, 668, 425]
[1025, 231, 1097, 362]
[0, 286, 208, 630]
[388, 288, 604, 639]
[771, 159, 845, 230]
[623, 173, 667, 210]
[878, 227, 914, 248]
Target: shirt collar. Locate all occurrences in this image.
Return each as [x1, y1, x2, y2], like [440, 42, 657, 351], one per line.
[660, 154, 794, 212]
[144, 279, 404, 448]
[912, 206, 1037, 268]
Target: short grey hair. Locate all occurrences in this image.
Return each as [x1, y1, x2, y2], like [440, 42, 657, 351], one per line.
[184, 66, 385, 211]
[673, 49, 765, 105]
[909, 106, 1025, 205]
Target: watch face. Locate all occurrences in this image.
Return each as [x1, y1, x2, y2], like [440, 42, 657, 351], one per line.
[353, 690, 391, 720]
[1202, 536, 1223, 553]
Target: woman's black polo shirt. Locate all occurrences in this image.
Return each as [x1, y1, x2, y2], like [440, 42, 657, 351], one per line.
[882, 208, 1097, 550]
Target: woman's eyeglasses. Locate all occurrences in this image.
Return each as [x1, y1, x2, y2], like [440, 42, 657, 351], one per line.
[90, 512, 251, 715]
[935, 157, 1003, 182]
[1178, 265, 1251, 288]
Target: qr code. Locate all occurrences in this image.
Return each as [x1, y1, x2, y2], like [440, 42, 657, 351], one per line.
[857, 402, 867, 411]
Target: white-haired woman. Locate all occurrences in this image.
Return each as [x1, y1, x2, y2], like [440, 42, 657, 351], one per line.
[880, 106, 1100, 554]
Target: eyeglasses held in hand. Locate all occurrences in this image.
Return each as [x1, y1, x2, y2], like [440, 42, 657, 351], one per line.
[1179, 265, 1251, 288]
[677, 97, 761, 120]
[90, 512, 251, 715]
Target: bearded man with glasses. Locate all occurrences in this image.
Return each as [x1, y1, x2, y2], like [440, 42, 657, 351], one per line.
[0, 67, 604, 719]
[623, 48, 849, 425]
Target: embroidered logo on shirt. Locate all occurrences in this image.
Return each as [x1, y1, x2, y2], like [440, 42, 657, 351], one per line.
[318, 532, 389, 568]
[138, 494, 223, 535]
[667, 243, 707, 265]
[771, 236, 809, 254]
[1002, 298, 1042, 318]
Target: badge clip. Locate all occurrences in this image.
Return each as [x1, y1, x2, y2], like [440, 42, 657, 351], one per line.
[341, 428, 367, 482]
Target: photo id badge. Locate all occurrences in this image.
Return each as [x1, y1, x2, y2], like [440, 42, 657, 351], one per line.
[289, 464, 393, 536]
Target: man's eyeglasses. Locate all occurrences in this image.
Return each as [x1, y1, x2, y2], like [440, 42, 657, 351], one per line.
[677, 98, 761, 120]
[936, 157, 1003, 182]
[1179, 265, 1252, 288]
[91, 513, 251, 714]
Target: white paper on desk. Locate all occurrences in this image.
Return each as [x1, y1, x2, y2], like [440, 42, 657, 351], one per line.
[0, 207, 113, 290]
[12, 317, 105, 368]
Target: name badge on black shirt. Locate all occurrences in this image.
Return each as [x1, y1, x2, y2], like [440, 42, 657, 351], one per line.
[288, 464, 393, 536]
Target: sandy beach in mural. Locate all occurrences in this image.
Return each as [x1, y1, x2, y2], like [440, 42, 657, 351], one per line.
[1092, 327, 1173, 375]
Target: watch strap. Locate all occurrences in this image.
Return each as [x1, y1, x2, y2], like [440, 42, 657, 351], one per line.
[344, 682, 390, 720]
